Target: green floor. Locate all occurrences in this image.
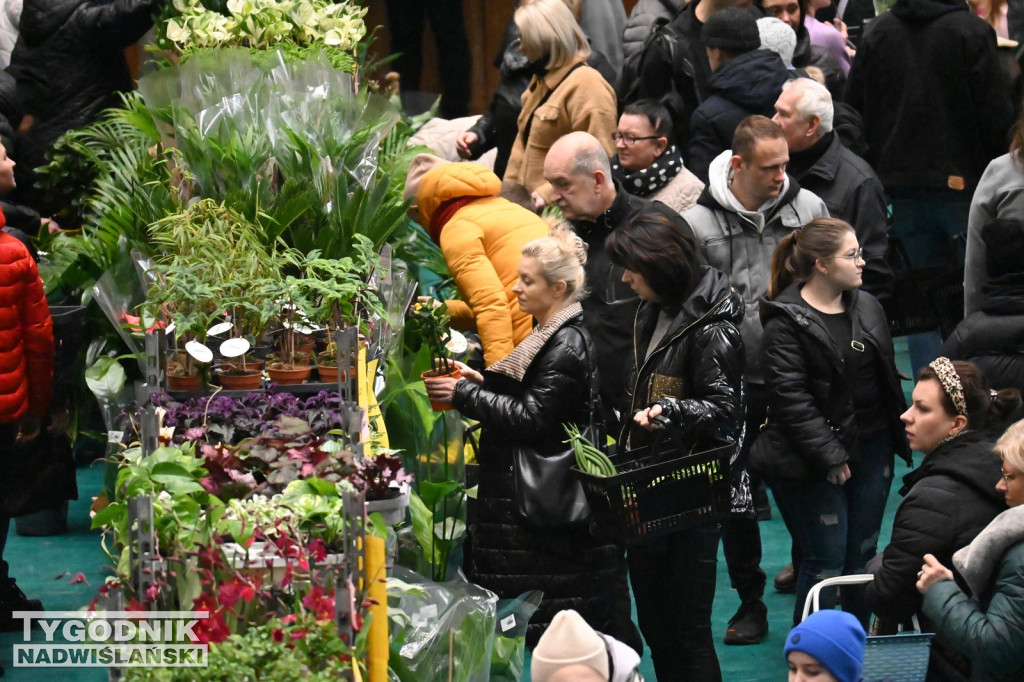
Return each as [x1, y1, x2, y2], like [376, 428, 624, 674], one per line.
[1, 344, 917, 681]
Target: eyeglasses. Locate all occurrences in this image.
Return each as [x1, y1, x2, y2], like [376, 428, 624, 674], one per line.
[833, 248, 864, 261]
[612, 131, 661, 146]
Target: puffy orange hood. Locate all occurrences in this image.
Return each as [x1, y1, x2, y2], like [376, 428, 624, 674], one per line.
[415, 163, 501, 226]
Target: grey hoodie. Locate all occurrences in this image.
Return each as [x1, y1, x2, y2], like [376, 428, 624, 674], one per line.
[682, 149, 829, 383]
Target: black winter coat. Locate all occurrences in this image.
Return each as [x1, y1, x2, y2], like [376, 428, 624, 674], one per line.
[687, 49, 791, 184]
[940, 280, 1024, 397]
[845, 0, 1014, 190]
[757, 285, 910, 482]
[865, 430, 1006, 681]
[452, 309, 639, 650]
[789, 133, 895, 299]
[621, 266, 745, 455]
[571, 184, 693, 422]
[9, 0, 162, 208]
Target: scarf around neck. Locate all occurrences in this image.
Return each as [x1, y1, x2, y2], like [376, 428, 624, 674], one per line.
[612, 144, 684, 198]
[487, 302, 583, 381]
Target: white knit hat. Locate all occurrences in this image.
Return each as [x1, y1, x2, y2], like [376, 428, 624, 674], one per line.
[758, 17, 797, 68]
[531, 610, 609, 682]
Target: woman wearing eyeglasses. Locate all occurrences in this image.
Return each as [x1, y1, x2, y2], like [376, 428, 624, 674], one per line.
[916, 418, 1024, 682]
[610, 99, 704, 215]
[753, 217, 911, 626]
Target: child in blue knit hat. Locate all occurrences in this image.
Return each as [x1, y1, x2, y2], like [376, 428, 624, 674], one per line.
[784, 610, 866, 682]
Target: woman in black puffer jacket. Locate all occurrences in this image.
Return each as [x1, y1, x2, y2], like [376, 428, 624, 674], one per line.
[756, 218, 910, 626]
[423, 226, 640, 651]
[866, 359, 1021, 681]
[607, 211, 744, 682]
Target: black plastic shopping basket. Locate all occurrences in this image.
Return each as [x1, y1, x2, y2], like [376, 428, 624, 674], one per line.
[572, 429, 733, 545]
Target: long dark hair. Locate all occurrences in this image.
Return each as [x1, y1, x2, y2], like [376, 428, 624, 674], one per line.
[917, 360, 1022, 431]
[769, 217, 854, 298]
[606, 212, 701, 309]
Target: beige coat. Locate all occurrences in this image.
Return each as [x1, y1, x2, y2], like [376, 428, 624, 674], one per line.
[504, 60, 617, 191]
[650, 165, 705, 215]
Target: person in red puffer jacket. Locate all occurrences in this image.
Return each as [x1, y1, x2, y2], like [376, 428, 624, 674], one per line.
[0, 204, 53, 640]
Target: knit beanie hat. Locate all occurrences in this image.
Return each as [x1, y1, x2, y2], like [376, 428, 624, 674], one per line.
[402, 153, 449, 203]
[531, 610, 609, 682]
[703, 7, 762, 53]
[983, 217, 1024, 278]
[758, 16, 797, 67]
[784, 611, 866, 682]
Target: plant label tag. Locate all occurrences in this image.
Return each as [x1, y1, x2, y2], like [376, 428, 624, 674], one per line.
[220, 338, 251, 358]
[207, 321, 233, 336]
[107, 430, 123, 444]
[185, 340, 213, 363]
[500, 614, 516, 632]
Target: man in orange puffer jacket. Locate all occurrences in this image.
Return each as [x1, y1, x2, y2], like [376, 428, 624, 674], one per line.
[0, 204, 53, 637]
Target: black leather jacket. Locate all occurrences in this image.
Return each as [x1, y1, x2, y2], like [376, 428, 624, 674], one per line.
[621, 266, 745, 455]
[756, 284, 910, 482]
[451, 311, 637, 648]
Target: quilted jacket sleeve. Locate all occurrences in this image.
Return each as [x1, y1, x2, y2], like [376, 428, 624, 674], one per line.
[442, 217, 517, 367]
[657, 321, 744, 444]
[761, 314, 848, 475]
[452, 330, 587, 445]
[77, 0, 164, 49]
[19, 248, 52, 418]
[922, 552, 1024, 678]
[866, 481, 961, 621]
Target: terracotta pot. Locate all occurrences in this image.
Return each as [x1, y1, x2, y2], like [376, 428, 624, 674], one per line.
[167, 373, 202, 392]
[315, 364, 357, 383]
[420, 366, 462, 411]
[220, 355, 265, 372]
[267, 363, 313, 385]
[218, 370, 263, 390]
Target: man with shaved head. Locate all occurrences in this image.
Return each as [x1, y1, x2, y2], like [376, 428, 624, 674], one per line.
[544, 131, 692, 429]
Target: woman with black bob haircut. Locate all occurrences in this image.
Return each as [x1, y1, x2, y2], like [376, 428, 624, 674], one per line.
[606, 211, 745, 682]
[756, 217, 911, 626]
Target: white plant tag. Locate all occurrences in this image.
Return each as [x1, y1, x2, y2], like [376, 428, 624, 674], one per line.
[446, 329, 468, 355]
[220, 338, 251, 358]
[500, 614, 516, 632]
[207, 321, 233, 336]
[185, 340, 213, 363]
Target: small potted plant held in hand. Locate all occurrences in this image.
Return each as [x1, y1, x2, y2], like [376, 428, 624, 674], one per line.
[410, 300, 465, 411]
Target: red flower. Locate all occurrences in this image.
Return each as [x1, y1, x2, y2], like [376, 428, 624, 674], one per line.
[218, 578, 256, 610]
[302, 585, 335, 621]
[272, 628, 285, 643]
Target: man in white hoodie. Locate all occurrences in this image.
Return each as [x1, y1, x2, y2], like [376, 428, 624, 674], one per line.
[681, 114, 828, 645]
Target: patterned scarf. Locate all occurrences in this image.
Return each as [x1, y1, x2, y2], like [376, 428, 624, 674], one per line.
[488, 302, 583, 382]
[611, 144, 684, 198]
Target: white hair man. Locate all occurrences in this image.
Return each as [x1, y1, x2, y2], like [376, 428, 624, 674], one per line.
[772, 77, 893, 298]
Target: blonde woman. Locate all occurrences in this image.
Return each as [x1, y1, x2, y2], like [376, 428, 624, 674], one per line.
[424, 225, 640, 651]
[503, 0, 617, 191]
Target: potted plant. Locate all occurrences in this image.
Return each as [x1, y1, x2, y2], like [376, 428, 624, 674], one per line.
[252, 263, 315, 385]
[146, 200, 282, 391]
[289, 237, 384, 384]
[409, 300, 460, 410]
